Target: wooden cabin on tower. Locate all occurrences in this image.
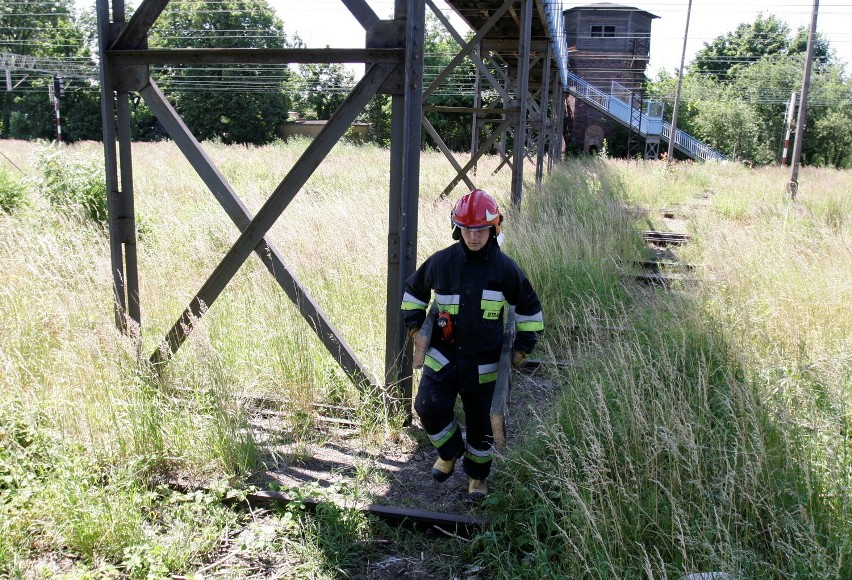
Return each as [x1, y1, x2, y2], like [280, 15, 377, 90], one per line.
[563, 3, 659, 155]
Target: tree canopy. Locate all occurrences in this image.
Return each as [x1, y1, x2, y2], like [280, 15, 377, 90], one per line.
[0, 0, 94, 140]
[691, 13, 832, 83]
[650, 13, 852, 168]
[149, 0, 294, 144]
[1, 2, 849, 168]
[292, 62, 355, 121]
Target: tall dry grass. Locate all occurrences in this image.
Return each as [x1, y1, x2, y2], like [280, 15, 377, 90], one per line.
[0, 136, 527, 576]
[480, 157, 851, 579]
[0, 138, 519, 472]
[1, 140, 849, 578]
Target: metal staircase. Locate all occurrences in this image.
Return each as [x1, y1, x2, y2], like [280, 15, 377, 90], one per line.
[565, 70, 727, 162]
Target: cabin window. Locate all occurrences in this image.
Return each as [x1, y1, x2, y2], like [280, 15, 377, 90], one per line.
[590, 25, 616, 38]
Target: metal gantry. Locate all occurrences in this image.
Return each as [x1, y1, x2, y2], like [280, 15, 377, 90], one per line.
[425, 0, 566, 201]
[96, 0, 566, 402]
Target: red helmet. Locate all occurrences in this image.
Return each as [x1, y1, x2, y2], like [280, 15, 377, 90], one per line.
[451, 189, 503, 240]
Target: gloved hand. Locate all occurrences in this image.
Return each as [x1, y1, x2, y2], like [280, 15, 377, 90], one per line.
[408, 326, 421, 338]
[511, 350, 527, 367]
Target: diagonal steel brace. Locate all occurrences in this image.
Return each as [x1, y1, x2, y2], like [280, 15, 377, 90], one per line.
[140, 78, 375, 388]
[150, 63, 395, 378]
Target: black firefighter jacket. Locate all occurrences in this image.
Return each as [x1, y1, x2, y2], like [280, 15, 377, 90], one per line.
[401, 238, 544, 390]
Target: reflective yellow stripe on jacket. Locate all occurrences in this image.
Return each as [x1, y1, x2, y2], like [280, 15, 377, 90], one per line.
[424, 347, 450, 373]
[435, 293, 460, 315]
[478, 362, 499, 384]
[481, 289, 505, 320]
[401, 291, 427, 311]
[516, 310, 544, 332]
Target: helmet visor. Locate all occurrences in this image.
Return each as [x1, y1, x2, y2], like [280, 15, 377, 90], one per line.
[452, 221, 491, 231]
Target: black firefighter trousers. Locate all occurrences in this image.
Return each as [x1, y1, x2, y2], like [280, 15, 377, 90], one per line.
[414, 360, 495, 481]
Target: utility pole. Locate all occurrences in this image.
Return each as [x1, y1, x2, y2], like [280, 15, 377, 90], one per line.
[788, 0, 819, 200]
[780, 91, 797, 165]
[51, 75, 64, 143]
[667, 0, 692, 164]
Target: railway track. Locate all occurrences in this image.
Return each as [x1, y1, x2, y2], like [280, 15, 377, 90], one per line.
[241, 489, 486, 537]
[178, 218, 699, 538]
[641, 229, 692, 246]
[168, 478, 486, 538]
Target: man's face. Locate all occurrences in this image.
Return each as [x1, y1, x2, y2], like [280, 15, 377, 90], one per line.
[460, 226, 490, 251]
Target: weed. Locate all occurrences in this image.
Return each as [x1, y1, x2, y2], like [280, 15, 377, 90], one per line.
[0, 167, 27, 213]
[33, 143, 108, 224]
[1, 140, 849, 578]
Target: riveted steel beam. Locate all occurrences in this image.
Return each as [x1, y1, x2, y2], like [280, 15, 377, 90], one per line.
[510, 0, 533, 208]
[97, 0, 138, 333]
[108, 47, 403, 66]
[96, 0, 565, 411]
[385, 0, 425, 408]
[534, 42, 552, 189]
[111, 0, 169, 50]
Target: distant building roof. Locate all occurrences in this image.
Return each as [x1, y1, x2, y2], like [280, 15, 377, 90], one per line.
[565, 3, 659, 19]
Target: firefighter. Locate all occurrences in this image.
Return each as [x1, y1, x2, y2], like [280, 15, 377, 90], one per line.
[401, 188, 544, 499]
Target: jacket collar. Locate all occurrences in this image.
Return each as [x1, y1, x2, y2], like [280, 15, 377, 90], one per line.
[459, 236, 499, 261]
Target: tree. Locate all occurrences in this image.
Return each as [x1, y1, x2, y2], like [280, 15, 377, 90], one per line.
[362, 94, 391, 146]
[692, 96, 768, 163]
[421, 13, 478, 152]
[692, 14, 792, 82]
[292, 62, 355, 120]
[0, 0, 92, 139]
[807, 67, 852, 168]
[813, 108, 852, 168]
[651, 13, 851, 166]
[789, 26, 833, 66]
[149, 0, 293, 145]
[0, 0, 83, 58]
[732, 56, 852, 167]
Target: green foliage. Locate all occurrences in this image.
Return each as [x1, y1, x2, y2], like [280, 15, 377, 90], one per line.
[0, 404, 241, 576]
[61, 86, 108, 142]
[689, 95, 769, 164]
[806, 66, 852, 168]
[2, 142, 849, 577]
[6, 82, 56, 141]
[813, 106, 852, 168]
[35, 144, 107, 223]
[650, 33, 852, 166]
[0, 0, 92, 139]
[663, 12, 852, 166]
[0, 0, 83, 58]
[475, 159, 851, 578]
[150, 0, 293, 144]
[0, 404, 61, 573]
[789, 25, 834, 65]
[0, 401, 145, 568]
[692, 13, 794, 82]
[0, 166, 26, 212]
[293, 63, 355, 120]
[362, 94, 392, 146]
[422, 13, 481, 152]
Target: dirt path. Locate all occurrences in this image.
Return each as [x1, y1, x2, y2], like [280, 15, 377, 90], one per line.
[244, 367, 556, 518]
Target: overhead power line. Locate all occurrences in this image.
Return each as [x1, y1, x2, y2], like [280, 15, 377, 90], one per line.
[0, 51, 97, 78]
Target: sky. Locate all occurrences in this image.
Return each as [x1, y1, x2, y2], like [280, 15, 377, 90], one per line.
[267, 0, 852, 77]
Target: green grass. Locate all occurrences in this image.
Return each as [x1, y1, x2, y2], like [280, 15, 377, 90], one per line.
[479, 158, 851, 578]
[1, 140, 849, 577]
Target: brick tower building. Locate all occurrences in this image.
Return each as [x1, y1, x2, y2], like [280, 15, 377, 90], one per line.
[563, 3, 658, 155]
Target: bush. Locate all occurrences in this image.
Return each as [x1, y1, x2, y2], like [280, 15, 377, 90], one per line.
[34, 145, 108, 224]
[0, 168, 27, 213]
